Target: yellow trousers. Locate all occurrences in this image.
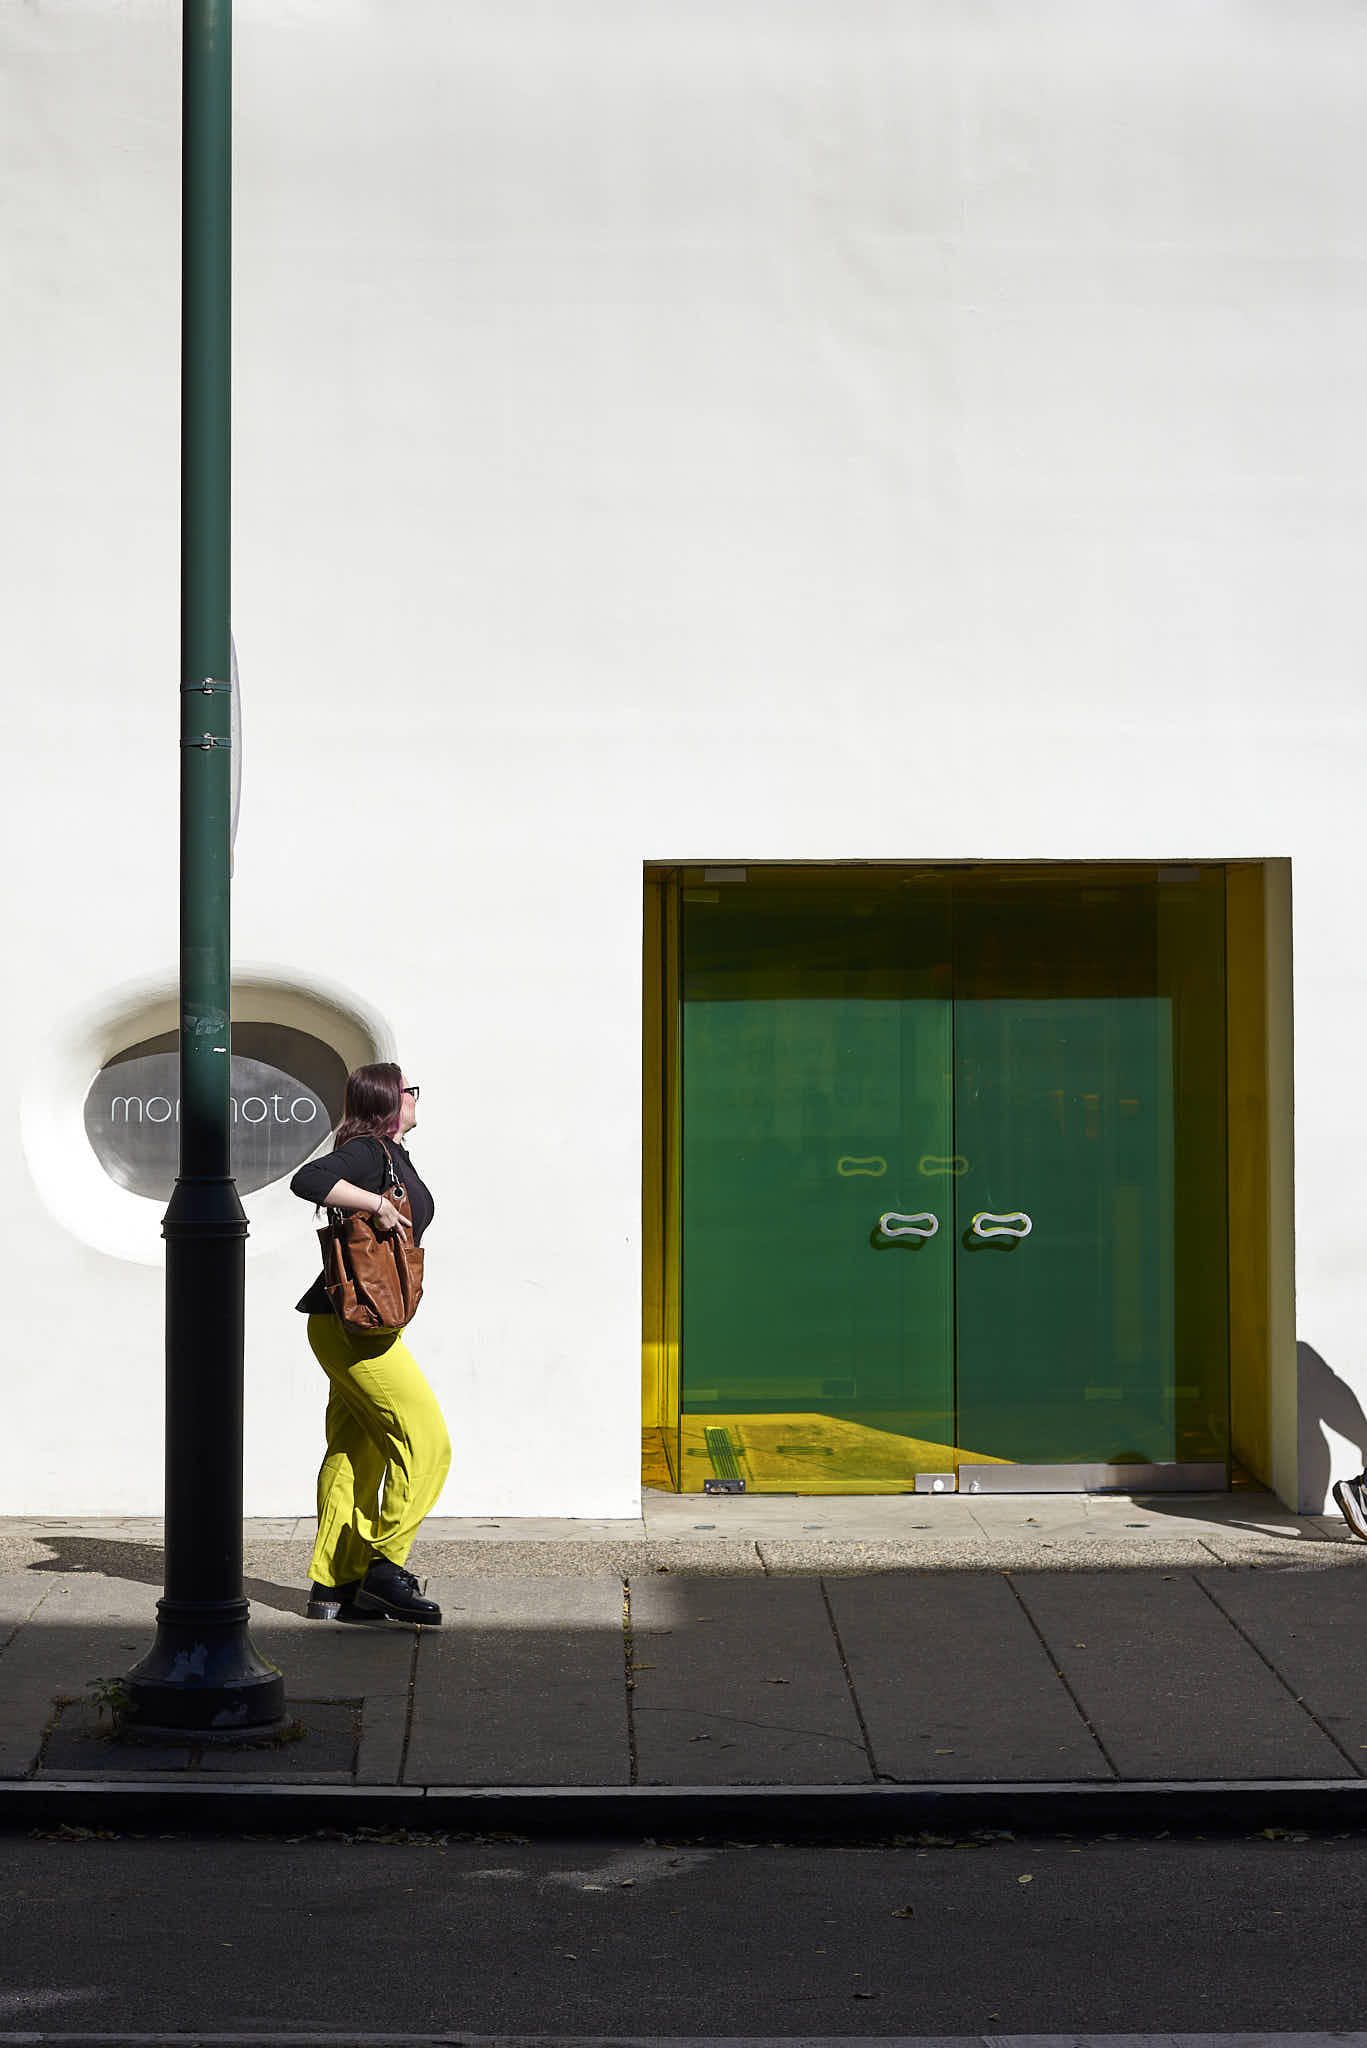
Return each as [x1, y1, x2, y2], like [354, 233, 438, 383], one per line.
[305, 1313, 451, 1589]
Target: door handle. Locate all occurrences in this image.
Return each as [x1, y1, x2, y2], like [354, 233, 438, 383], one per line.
[969, 1210, 1033, 1240]
[877, 1211, 940, 1240]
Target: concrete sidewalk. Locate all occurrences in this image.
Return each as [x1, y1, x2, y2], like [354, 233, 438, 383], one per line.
[5, 1491, 1367, 1833]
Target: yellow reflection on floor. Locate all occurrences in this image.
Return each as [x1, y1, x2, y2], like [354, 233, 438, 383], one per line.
[672, 1412, 1011, 1494]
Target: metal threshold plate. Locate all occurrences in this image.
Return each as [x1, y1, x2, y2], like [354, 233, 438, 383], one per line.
[702, 1425, 747, 1494]
[958, 1461, 1228, 1494]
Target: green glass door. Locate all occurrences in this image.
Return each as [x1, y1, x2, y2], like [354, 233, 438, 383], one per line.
[680, 876, 955, 1490]
[954, 994, 1173, 1465]
[675, 865, 1229, 1492]
[952, 870, 1228, 1482]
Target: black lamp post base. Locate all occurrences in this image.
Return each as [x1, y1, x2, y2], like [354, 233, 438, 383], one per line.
[125, 1596, 285, 1737]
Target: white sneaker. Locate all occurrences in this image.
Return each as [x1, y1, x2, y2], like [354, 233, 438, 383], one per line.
[1333, 1475, 1367, 1541]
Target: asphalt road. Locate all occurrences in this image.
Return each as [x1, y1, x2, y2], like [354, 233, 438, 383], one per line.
[0, 1827, 1363, 2038]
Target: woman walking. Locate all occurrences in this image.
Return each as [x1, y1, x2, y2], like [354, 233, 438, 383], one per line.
[290, 1062, 450, 1625]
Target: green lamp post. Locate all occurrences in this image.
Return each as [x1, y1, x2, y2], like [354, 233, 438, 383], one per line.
[126, 0, 285, 1736]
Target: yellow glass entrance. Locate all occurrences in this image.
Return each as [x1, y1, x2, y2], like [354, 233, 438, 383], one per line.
[644, 863, 1235, 1496]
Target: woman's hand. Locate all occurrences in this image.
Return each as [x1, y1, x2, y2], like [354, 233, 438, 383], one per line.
[317, 1177, 411, 1234]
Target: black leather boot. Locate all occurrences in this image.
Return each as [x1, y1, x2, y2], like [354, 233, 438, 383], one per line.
[352, 1558, 442, 1626]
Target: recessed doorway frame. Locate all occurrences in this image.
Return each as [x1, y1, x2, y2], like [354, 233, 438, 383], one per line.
[642, 859, 1295, 1500]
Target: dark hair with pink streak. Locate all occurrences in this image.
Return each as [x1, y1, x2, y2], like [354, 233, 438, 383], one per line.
[334, 1062, 404, 1146]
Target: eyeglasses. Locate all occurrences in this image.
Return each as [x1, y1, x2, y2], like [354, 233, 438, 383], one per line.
[403, 1084, 420, 1100]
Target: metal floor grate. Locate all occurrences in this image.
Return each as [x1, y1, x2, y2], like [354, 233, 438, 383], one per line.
[703, 1425, 746, 1494]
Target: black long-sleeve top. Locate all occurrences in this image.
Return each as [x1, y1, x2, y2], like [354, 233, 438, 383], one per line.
[290, 1134, 435, 1315]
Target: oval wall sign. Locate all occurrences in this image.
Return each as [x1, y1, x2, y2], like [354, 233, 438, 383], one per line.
[85, 1025, 347, 1199]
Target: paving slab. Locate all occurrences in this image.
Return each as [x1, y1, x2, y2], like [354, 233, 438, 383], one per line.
[1197, 1567, 1367, 1771]
[405, 1576, 630, 1786]
[826, 1572, 1110, 1782]
[1306, 1514, 1365, 1546]
[422, 1515, 647, 1541]
[192, 1696, 360, 1777]
[959, 1498, 1219, 1567]
[643, 1541, 767, 1574]
[247, 1607, 415, 1784]
[644, 1493, 937, 1541]
[1012, 1571, 1350, 1781]
[10, 1533, 166, 1590]
[0, 1574, 153, 1779]
[628, 1575, 871, 1785]
[413, 1539, 764, 1577]
[0, 1571, 48, 1638]
[1195, 1515, 1359, 1565]
[755, 1515, 1013, 1575]
[756, 1544, 962, 1575]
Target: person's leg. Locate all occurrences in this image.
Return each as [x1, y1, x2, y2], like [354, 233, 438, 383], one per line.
[304, 1315, 452, 1623]
[306, 1315, 390, 1591]
[341, 1332, 451, 1566]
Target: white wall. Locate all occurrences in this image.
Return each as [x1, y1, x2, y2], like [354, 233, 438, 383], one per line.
[4, 1, 1366, 1513]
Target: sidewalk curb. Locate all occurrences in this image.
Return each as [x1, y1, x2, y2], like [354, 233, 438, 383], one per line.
[6, 1778, 1367, 1837]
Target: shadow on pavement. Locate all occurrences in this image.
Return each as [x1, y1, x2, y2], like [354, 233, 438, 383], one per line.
[23, 1537, 305, 1616]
